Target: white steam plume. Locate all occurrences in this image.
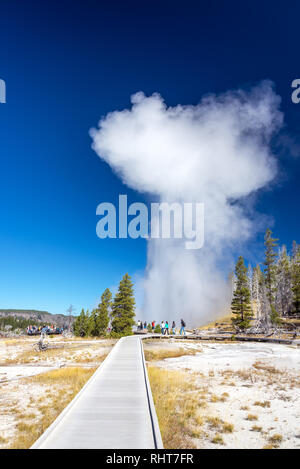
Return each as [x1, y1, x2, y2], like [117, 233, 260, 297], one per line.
[90, 81, 283, 326]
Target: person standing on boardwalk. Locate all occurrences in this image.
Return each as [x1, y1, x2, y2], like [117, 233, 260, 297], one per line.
[165, 321, 169, 335]
[180, 319, 186, 336]
[161, 321, 165, 335]
[152, 320, 155, 332]
[172, 321, 176, 335]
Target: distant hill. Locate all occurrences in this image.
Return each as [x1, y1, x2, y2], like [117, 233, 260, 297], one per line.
[0, 309, 75, 327]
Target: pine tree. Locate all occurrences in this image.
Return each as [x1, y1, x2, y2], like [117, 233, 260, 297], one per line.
[263, 229, 278, 303]
[291, 244, 300, 315]
[84, 310, 94, 336]
[275, 246, 293, 317]
[96, 288, 112, 335]
[257, 265, 272, 330]
[111, 274, 136, 336]
[73, 309, 88, 337]
[231, 256, 252, 330]
[263, 229, 281, 324]
[88, 309, 98, 336]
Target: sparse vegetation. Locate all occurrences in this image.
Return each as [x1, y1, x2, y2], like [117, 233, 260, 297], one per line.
[147, 366, 202, 448]
[240, 406, 249, 411]
[206, 416, 222, 429]
[232, 233, 300, 332]
[269, 434, 283, 445]
[254, 401, 271, 408]
[9, 367, 96, 449]
[251, 425, 263, 432]
[144, 347, 198, 362]
[223, 423, 234, 433]
[246, 414, 258, 421]
[210, 394, 227, 403]
[211, 434, 224, 445]
[231, 256, 252, 330]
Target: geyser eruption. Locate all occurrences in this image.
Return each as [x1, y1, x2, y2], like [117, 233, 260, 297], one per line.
[90, 81, 283, 326]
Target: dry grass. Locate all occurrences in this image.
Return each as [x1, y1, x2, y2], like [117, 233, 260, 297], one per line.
[251, 425, 263, 432]
[206, 417, 234, 433]
[0, 338, 114, 366]
[254, 401, 271, 408]
[223, 423, 234, 433]
[147, 366, 204, 448]
[206, 416, 223, 429]
[246, 414, 258, 421]
[2, 339, 21, 346]
[9, 367, 96, 449]
[211, 434, 224, 445]
[27, 366, 95, 388]
[144, 347, 199, 362]
[221, 364, 300, 391]
[0, 346, 72, 365]
[268, 434, 283, 445]
[252, 362, 281, 374]
[240, 405, 249, 411]
[210, 393, 227, 403]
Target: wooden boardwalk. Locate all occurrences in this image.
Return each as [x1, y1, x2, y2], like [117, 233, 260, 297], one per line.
[32, 336, 163, 449]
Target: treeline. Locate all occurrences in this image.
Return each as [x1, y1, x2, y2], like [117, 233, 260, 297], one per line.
[0, 316, 47, 331]
[73, 273, 135, 338]
[231, 229, 300, 330]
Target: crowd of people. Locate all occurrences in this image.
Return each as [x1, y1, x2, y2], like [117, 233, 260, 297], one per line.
[26, 324, 63, 335]
[136, 319, 186, 336]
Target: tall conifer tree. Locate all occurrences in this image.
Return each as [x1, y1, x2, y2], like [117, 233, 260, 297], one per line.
[263, 229, 281, 324]
[291, 244, 300, 315]
[73, 309, 88, 337]
[263, 229, 278, 304]
[96, 288, 112, 335]
[275, 246, 292, 316]
[231, 256, 252, 330]
[111, 274, 135, 336]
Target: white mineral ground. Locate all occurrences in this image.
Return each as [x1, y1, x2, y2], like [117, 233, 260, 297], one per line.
[0, 336, 115, 446]
[0, 336, 299, 449]
[145, 339, 300, 449]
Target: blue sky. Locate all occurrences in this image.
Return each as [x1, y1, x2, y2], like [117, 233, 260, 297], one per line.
[0, 0, 299, 315]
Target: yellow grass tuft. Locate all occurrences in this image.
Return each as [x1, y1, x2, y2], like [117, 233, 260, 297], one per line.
[147, 366, 202, 448]
[223, 423, 234, 433]
[211, 434, 224, 445]
[251, 425, 263, 432]
[269, 434, 283, 445]
[246, 414, 258, 421]
[254, 401, 271, 408]
[9, 367, 96, 449]
[144, 347, 199, 361]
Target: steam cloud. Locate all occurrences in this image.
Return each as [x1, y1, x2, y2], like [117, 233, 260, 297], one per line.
[90, 81, 283, 326]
